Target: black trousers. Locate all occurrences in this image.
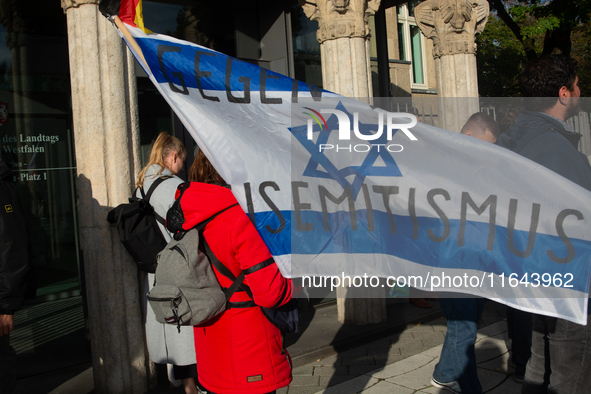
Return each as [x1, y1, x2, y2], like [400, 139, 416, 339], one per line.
[0, 335, 16, 394]
[506, 306, 532, 375]
[173, 363, 198, 379]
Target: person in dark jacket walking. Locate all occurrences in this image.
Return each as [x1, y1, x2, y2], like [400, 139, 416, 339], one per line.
[495, 105, 532, 384]
[0, 160, 34, 394]
[496, 55, 591, 394]
[431, 112, 499, 394]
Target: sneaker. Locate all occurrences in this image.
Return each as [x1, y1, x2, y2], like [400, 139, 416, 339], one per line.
[514, 365, 526, 384]
[431, 377, 462, 393]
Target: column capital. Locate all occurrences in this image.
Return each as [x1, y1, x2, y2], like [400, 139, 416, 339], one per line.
[415, 0, 489, 59]
[61, 0, 99, 13]
[299, 0, 381, 44]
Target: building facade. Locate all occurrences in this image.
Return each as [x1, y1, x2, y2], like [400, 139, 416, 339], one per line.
[7, 0, 494, 391]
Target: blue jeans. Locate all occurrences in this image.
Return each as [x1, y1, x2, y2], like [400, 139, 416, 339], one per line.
[433, 297, 485, 394]
[522, 313, 591, 394]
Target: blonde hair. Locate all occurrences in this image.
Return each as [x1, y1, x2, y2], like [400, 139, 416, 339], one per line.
[136, 132, 186, 188]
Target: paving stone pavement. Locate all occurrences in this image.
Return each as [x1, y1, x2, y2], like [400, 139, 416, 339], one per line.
[16, 300, 512, 393]
[278, 303, 521, 394]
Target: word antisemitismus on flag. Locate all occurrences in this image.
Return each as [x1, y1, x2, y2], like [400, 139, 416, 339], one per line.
[100, 0, 591, 324]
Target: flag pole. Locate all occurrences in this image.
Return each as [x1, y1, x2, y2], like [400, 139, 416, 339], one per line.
[113, 16, 148, 69]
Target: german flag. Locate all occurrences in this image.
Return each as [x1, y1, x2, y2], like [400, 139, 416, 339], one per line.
[99, 0, 150, 33]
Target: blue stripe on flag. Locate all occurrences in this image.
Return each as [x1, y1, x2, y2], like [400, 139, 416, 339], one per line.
[253, 210, 591, 293]
[136, 37, 312, 93]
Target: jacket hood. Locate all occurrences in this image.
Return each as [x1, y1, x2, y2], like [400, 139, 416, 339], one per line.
[497, 110, 581, 152]
[144, 164, 173, 179]
[167, 182, 239, 233]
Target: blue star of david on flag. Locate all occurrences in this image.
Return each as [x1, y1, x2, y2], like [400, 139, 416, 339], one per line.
[289, 101, 403, 198]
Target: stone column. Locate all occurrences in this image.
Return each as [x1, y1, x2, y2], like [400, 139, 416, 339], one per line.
[415, 0, 489, 132]
[299, 0, 386, 325]
[300, 0, 379, 98]
[61, 1, 150, 393]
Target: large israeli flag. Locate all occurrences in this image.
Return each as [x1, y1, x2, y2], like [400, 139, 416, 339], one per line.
[104, 14, 591, 325]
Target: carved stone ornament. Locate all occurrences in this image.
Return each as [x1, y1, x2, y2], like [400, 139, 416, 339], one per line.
[332, 0, 351, 13]
[414, 0, 489, 58]
[299, 0, 381, 43]
[61, 0, 99, 13]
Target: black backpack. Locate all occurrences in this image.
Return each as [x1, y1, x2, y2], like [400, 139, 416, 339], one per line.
[107, 176, 172, 273]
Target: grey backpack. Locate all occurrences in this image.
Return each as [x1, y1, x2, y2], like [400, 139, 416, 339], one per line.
[147, 205, 243, 331]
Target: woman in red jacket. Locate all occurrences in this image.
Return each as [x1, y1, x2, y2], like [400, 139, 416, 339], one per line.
[167, 149, 293, 394]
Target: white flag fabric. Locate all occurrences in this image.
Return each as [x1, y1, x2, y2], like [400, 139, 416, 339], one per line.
[110, 20, 591, 325]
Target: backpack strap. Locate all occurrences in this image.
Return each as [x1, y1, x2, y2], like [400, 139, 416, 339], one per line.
[194, 203, 257, 307]
[141, 175, 173, 226]
[198, 207, 296, 333]
[242, 258, 274, 275]
[194, 203, 239, 232]
[201, 237, 255, 308]
[201, 236, 277, 306]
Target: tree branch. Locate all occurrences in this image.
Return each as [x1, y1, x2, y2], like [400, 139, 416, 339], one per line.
[490, 0, 538, 60]
[490, 0, 523, 41]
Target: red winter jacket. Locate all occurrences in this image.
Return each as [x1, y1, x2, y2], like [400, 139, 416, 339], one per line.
[171, 182, 293, 394]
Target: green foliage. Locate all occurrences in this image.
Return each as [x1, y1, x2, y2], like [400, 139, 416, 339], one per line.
[477, 0, 591, 97]
[519, 16, 559, 38]
[476, 14, 530, 96]
[571, 25, 591, 97]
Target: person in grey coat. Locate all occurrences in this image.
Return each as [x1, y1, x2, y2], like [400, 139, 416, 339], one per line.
[136, 132, 201, 394]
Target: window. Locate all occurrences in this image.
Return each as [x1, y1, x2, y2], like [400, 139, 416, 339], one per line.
[291, 4, 323, 88]
[397, 1, 427, 89]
